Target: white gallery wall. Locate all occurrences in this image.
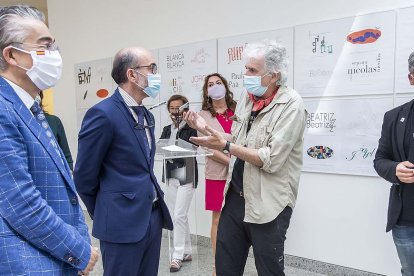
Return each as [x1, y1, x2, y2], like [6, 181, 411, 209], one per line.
[47, 0, 414, 275]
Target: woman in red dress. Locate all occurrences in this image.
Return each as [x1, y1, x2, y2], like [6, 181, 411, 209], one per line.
[198, 73, 236, 275]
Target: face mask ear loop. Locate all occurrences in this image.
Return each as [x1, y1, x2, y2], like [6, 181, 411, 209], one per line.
[9, 46, 30, 55]
[8, 46, 31, 71]
[133, 69, 146, 90]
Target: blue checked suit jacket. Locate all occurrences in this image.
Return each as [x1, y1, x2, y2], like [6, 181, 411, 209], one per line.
[74, 89, 173, 244]
[0, 77, 91, 275]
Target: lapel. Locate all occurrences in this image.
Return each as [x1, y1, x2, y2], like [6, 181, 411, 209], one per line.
[0, 77, 74, 189]
[112, 89, 151, 166]
[234, 87, 291, 126]
[396, 101, 414, 161]
[206, 110, 227, 133]
[260, 85, 291, 115]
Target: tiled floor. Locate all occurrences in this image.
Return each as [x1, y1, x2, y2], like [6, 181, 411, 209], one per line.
[86, 215, 326, 276]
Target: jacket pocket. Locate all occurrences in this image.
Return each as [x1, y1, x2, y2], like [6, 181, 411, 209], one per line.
[122, 192, 136, 200]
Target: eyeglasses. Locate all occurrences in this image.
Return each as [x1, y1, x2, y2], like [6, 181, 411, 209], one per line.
[132, 63, 157, 74]
[10, 40, 59, 51]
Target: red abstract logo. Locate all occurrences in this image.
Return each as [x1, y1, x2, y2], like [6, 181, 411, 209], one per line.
[347, 29, 381, 44]
[96, 89, 109, 98]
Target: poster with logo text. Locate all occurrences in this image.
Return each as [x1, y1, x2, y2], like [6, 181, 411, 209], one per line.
[217, 28, 294, 101]
[75, 57, 114, 131]
[303, 96, 392, 176]
[75, 57, 114, 109]
[158, 40, 217, 103]
[294, 11, 396, 97]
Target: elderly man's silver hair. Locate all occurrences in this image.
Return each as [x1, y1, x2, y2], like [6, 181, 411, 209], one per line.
[243, 40, 289, 86]
[408, 51, 414, 74]
[0, 5, 45, 71]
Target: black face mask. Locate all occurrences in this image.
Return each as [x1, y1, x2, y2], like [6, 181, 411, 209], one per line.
[170, 112, 183, 126]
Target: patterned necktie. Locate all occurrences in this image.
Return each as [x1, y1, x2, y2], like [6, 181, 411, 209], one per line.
[30, 101, 63, 162]
[130, 105, 157, 201]
[131, 106, 150, 159]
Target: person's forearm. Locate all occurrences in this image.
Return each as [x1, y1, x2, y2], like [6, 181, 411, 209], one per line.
[228, 143, 263, 167]
[207, 149, 230, 165]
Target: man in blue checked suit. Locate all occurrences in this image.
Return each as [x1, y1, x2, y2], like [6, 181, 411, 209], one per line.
[74, 47, 173, 276]
[0, 5, 98, 276]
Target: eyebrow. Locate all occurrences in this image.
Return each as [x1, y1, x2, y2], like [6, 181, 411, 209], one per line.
[37, 36, 54, 44]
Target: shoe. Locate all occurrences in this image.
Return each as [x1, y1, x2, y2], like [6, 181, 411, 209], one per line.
[182, 254, 192, 262]
[170, 259, 182, 272]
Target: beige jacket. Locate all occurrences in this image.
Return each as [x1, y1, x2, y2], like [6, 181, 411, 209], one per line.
[224, 86, 306, 224]
[198, 110, 233, 180]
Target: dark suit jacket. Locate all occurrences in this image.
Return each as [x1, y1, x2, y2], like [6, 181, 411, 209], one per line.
[160, 123, 198, 187]
[74, 89, 173, 244]
[374, 99, 414, 232]
[44, 113, 74, 170]
[0, 77, 91, 274]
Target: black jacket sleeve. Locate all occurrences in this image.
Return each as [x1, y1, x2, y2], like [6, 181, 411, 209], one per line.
[373, 111, 400, 184]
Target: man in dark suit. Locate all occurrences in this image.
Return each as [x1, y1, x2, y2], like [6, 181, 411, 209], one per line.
[374, 51, 414, 276]
[74, 47, 173, 276]
[0, 5, 98, 275]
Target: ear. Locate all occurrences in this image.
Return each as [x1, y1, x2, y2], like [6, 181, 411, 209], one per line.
[409, 73, 414, 86]
[271, 71, 280, 83]
[127, 68, 137, 82]
[2, 47, 18, 66]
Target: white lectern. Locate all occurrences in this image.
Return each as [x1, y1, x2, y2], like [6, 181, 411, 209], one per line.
[155, 138, 212, 274]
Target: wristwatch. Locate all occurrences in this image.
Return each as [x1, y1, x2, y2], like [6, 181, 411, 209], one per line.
[223, 141, 231, 154]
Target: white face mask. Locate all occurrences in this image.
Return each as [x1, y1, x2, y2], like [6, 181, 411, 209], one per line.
[12, 46, 62, 90]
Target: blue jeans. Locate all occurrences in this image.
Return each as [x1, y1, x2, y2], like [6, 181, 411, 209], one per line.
[393, 224, 414, 276]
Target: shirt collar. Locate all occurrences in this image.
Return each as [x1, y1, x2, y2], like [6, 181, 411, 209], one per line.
[118, 87, 141, 107]
[172, 120, 186, 130]
[248, 86, 279, 112]
[3, 78, 36, 110]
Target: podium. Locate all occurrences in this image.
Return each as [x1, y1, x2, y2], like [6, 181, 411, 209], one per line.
[155, 138, 212, 274]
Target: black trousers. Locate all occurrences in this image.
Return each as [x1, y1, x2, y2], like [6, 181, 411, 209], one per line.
[215, 190, 292, 276]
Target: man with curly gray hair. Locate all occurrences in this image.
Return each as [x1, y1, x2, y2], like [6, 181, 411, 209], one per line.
[185, 40, 306, 275]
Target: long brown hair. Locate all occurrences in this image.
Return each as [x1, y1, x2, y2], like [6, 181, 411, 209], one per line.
[201, 73, 237, 117]
[38, 91, 49, 114]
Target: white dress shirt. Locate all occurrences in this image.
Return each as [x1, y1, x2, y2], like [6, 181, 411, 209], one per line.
[118, 87, 152, 148]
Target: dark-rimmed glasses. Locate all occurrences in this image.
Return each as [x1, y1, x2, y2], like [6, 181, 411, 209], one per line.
[132, 63, 157, 74]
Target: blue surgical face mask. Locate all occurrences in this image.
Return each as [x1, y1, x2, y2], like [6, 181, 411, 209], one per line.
[144, 74, 161, 98]
[135, 71, 161, 98]
[243, 73, 270, 97]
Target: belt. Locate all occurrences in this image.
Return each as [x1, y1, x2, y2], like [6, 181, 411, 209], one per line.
[152, 200, 160, 211]
[230, 184, 244, 197]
